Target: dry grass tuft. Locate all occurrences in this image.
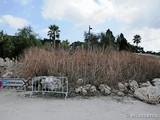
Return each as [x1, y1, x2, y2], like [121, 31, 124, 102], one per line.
[14, 47, 160, 89]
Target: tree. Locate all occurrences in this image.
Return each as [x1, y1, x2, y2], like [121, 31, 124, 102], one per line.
[61, 40, 69, 49]
[0, 30, 5, 41]
[14, 26, 39, 56]
[133, 34, 141, 46]
[99, 29, 115, 49]
[16, 26, 38, 47]
[117, 33, 129, 51]
[3, 36, 15, 58]
[48, 24, 60, 49]
[84, 32, 99, 49]
[70, 41, 84, 50]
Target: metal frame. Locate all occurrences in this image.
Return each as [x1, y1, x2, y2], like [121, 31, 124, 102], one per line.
[32, 76, 68, 99]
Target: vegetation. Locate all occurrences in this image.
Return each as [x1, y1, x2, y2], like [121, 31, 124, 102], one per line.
[47, 24, 60, 49]
[1, 24, 160, 94]
[0, 27, 42, 59]
[0, 24, 148, 59]
[14, 48, 160, 92]
[133, 34, 141, 46]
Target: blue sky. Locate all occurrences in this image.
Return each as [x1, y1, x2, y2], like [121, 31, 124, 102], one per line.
[0, 0, 160, 52]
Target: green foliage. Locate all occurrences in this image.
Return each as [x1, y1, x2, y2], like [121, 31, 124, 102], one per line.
[117, 33, 129, 51]
[48, 24, 60, 49]
[0, 25, 145, 59]
[70, 41, 84, 49]
[84, 31, 99, 49]
[61, 40, 69, 49]
[0, 26, 42, 58]
[133, 34, 141, 46]
[99, 29, 115, 49]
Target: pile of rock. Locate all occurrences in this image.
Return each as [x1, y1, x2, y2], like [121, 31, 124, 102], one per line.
[116, 80, 139, 97]
[75, 78, 114, 96]
[75, 84, 97, 95]
[134, 79, 160, 104]
[0, 57, 15, 78]
[98, 84, 111, 95]
[75, 79, 97, 95]
[152, 78, 160, 86]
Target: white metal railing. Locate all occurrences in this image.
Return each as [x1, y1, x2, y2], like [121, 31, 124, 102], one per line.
[32, 76, 68, 99]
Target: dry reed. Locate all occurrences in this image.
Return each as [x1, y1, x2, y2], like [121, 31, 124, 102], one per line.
[14, 47, 160, 89]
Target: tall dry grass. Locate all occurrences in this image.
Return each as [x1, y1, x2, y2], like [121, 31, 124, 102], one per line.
[15, 47, 160, 89]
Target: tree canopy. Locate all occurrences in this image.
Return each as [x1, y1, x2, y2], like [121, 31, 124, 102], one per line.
[0, 25, 146, 59]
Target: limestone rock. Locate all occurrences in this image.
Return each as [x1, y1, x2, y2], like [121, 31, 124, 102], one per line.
[152, 78, 160, 86]
[76, 79, 84, 85]
[2, 70, 13, 78]
[75, 84, 97, 95]
[81, 88, 87, 95]
[129, 80, 139, 91]
[117, 91, 125, 96]
[124, 83, 129, 88]
[134, 86, 160, 104]
[89, 86, 97, 93]
[118, 82, 127, 92]
[83, 84, 92, 91]
[140, 81, 152, 88]
[99, 84, 111, 95]
[75, 86, 83, 94]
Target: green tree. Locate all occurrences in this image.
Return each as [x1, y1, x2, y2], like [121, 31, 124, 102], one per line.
[0, 30, 5, 41]
[14, 26, 39, 56]
[70, 41, 84, 50]
[48, 24, 60, 49]
[99, 29, 115, 49]
[61, 40, 69, 49]
[3, 36, 15, 58]
[117, 33, 129, 51]
[84, 32, 99, 49]
[133, 34, 141, 46]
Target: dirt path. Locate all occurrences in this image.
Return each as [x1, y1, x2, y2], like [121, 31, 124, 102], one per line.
[0, 90, 159, 120]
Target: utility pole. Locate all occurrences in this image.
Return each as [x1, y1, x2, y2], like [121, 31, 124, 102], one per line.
[88, 25, 92, 50]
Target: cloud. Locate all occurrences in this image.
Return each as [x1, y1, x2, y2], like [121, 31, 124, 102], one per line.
[113, 0, 160, 29]
[42, 0, 160, 29]
[0, 15, 29, 29]
[42, 0, 114, 26]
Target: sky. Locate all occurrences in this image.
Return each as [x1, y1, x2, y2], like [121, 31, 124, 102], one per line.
[0, 0, 160, 52]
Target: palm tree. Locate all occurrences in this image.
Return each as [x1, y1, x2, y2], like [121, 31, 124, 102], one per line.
[133, 35, 141, 46]
[48, 24, 60, 49]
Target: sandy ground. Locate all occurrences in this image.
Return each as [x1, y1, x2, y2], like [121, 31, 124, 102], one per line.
[0, 89, 160, 120]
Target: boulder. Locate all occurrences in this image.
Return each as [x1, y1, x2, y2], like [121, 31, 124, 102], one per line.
[117, 91, 125, 96]
[129, 80, 139, 91]
[75, 86, 83, 94]
[134, 86, 160, 104]
[99, 84, 111, 95]
[140, 81, 152, 88]
[76, 79, 84, 85]
[124, 83, 129, 88]
[118, 82, 127, 92]
[83, 84, 92, 91]
[152, 78, 160, 86]
[81, 87, 87, 95]
[89, 86, 97, 93]
[2, 70, 13, 78]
